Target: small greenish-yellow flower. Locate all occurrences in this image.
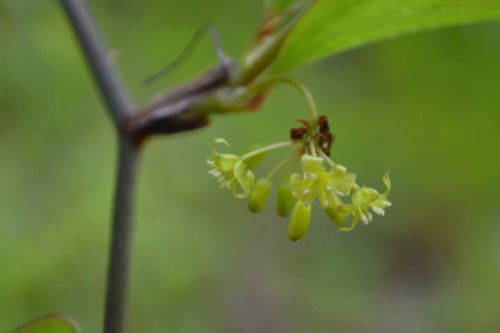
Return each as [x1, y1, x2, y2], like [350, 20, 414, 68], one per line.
[289, 155, 357, 208]
[207, 138, 255, 198]
[339, 173, 392, 232]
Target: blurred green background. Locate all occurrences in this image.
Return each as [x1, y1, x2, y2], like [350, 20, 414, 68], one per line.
[1, 0, 500, 332]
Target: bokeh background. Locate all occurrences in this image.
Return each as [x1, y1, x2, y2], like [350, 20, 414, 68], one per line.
[1, 0, 500, 332]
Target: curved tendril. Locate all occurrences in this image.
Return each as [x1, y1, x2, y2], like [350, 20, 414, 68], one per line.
[211, 137, 230, 155]
[249, 76, 318, 120]
[241, 141, 296, 161]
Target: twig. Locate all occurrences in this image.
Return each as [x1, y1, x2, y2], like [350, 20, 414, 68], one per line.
[60, 1, 138, 333]
[105, 138, 139, 333]
[60, 0, 133, 125]
[59, 0, 242, 331]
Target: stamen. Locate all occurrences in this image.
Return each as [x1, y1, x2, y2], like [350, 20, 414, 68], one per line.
[372, 207, 385, 216]
[209, 169, 222, 177]
[360, 213, 369, 225]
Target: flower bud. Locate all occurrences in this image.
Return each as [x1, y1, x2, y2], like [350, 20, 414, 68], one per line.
[248, 178, 272, 213]
[301, 154, 324, 174]
[276, 182, 295, 217]
[324, 207, 346, 226]
[288, 201, 311, 241]
[238, 2, 312, 85]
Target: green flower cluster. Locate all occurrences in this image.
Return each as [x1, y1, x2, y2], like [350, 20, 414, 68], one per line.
[200, 2, 391, 241]
[207, 126, 391, 241]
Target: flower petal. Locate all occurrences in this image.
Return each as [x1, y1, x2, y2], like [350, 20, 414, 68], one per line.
[301, 155, 324, 174]
[289, 172, 316, 204]
[216, 154, 240, 171]
[338, 212, 360, 233]
[234, 160, 255, 192]
[317, 182, 336, 209]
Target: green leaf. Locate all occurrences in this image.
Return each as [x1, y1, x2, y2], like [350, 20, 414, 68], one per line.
[11, 315, 78, 333]
[267, 0, 297, 12]
[273, 0, 500, 72]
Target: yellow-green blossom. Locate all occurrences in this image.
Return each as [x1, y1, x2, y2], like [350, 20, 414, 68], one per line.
[289, 155, 356, 208]
[339, 173, 392, 232]
[207, 138, 255, 198]
[207, 112, 391, 240]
